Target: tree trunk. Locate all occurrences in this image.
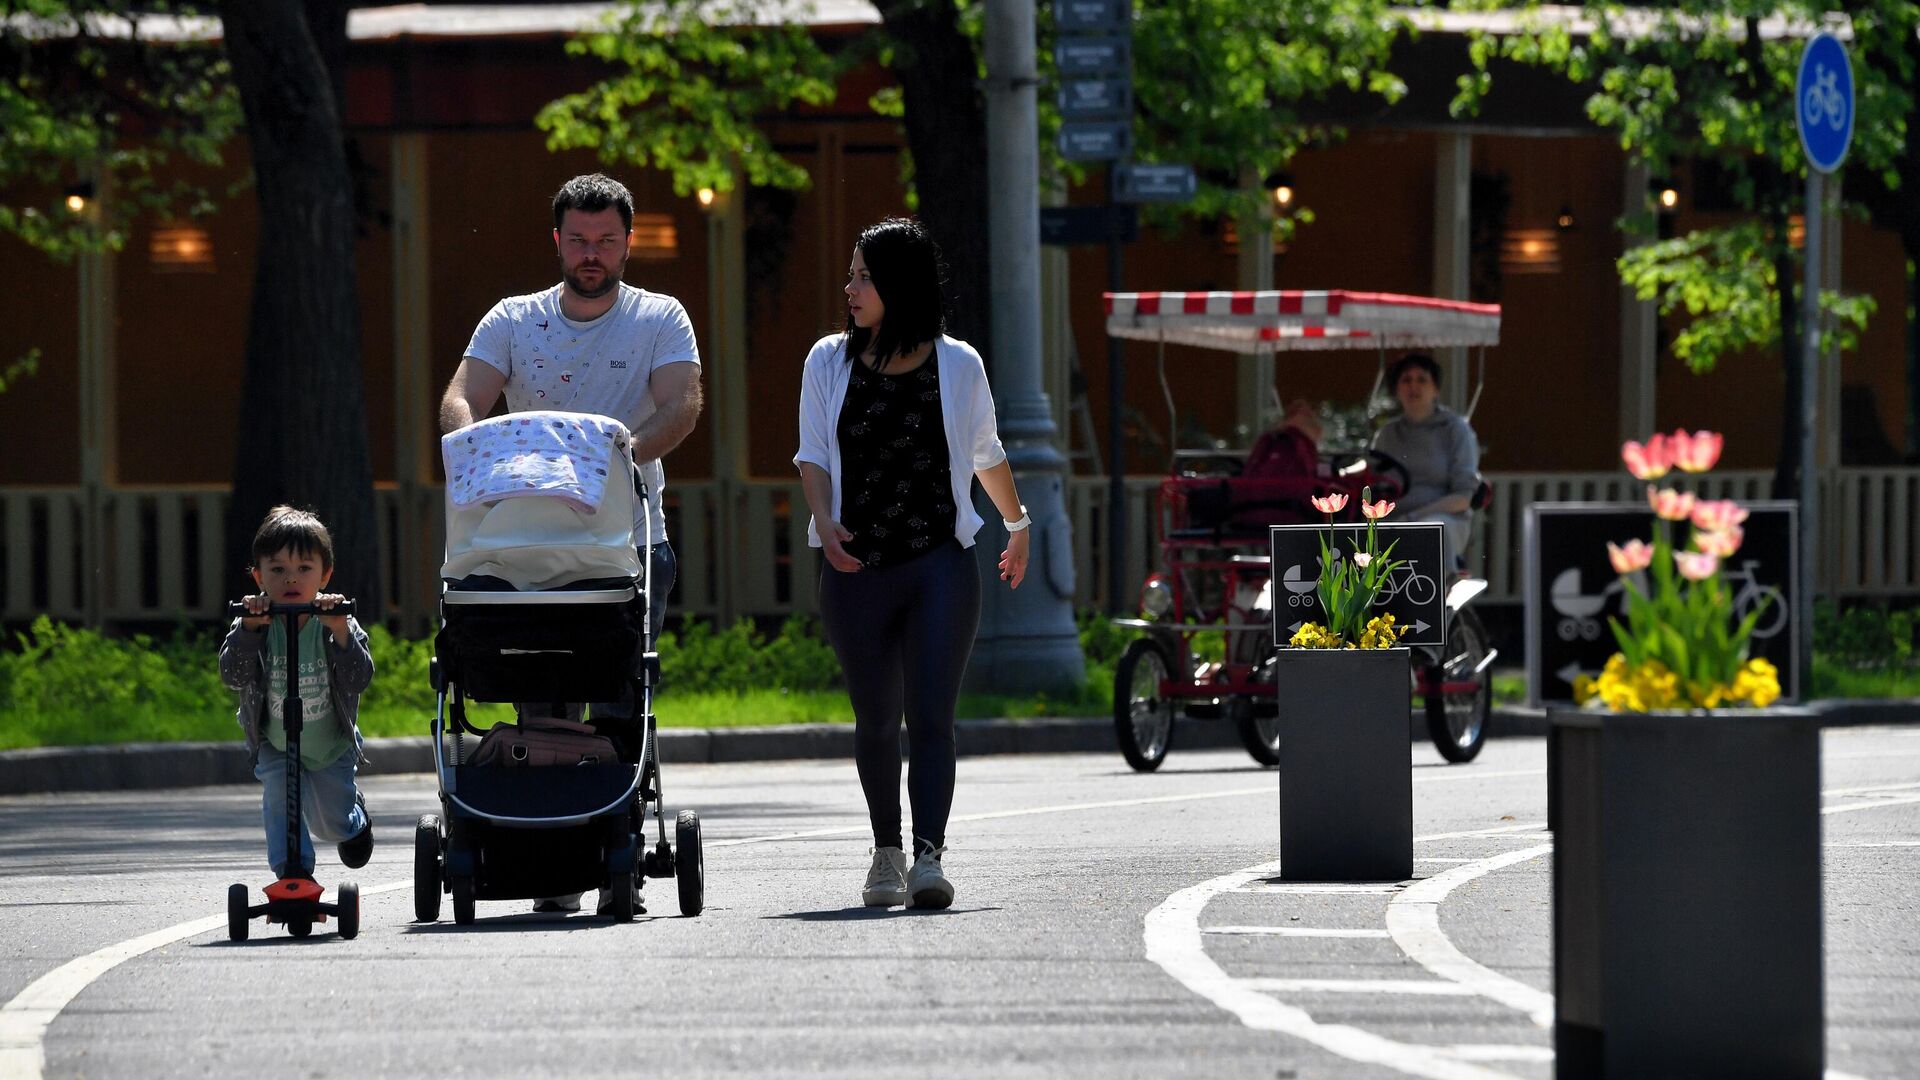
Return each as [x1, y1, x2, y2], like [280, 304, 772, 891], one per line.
[219, 0, 381, 619]
[875, 0, 993, 364]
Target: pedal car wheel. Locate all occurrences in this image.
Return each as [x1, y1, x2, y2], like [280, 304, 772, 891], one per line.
[227, 883, 249, 942]
[413, 815, 442, 922]
[451, 875, 476, 926]
[1425, 608, 1491, 764]
[1113, 639, 1175, 772]
[609, 872, 637, 923]
[337, 882, 360, 940]
[1235, 708, 1281, 767]
[675, 810, 705, 917]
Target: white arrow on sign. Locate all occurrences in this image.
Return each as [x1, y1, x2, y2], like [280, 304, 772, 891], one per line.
[1410, 619, 1430, 635]
[1288, 621, 1305, 635]
[1556, 662, 1587, 685]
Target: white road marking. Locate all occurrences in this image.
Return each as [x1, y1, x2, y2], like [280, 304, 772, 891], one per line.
[1438, 1045, 1555, 1063]
[0, 881, 409, 1080]
[1828, 840, 1920, 848]
[1241, 978, 1483, 996]
[1203, 926, 1390, 938]
[1823, 781, 1920, 797]
[1143, 860, 1521, 1080]
[1414, 822, 1546, 843]
[1385, 845, 1557, 1027]
[1825, 793, 1920, 816]
[1236, 883, 1403, 895]
[1418, 857, 1475, 863]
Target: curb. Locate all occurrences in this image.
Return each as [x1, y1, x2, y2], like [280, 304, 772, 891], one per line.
[3, 700, 1913, 797]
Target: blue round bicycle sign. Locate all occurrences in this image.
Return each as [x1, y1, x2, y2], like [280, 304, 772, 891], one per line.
[1796, 32, 1853, 173]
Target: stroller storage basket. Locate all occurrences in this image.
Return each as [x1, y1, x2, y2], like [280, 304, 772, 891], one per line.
[437, 587, 643, 704]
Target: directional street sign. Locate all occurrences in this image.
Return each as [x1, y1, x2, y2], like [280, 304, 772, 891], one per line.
[1059, 77, 1132, 121]
[1796, 32, 1854, 174]
[1055, 36, 1130, 76]
[1055, 0, 1130, 32]
[1114, 162, 1196, 203]
[1040, 204, 1137, 246]
[1269, 522, 1447, 647]
[1058, 120, 1132, 162]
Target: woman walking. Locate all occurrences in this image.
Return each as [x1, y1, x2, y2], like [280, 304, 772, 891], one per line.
[794, 218, 1030, 910]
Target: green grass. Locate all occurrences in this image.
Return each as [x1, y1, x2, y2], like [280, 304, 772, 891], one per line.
[1809, 659, 1920, 700]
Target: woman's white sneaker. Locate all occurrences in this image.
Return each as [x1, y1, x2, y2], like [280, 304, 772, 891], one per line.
[907, 847, 953, 909]
[862, 846, 910, 907]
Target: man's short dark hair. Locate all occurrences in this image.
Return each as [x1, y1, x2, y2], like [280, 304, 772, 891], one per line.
[552, 173, 634, 233]
[1388, 352, 1442, 389]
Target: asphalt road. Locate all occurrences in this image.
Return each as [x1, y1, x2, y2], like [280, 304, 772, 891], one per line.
[3, 730, 1917, 1080]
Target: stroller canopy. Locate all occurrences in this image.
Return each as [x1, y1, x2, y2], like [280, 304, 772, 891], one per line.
[1104, 290, 1500, 353]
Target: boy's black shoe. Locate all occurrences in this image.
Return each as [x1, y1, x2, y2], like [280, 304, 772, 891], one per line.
[338, 792, 374, 869]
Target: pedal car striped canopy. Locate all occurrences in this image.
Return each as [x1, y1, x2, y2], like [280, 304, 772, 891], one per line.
[1104, 290, 1500, 352]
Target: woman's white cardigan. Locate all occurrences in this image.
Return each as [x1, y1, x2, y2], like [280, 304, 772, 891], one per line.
[793, 333, 1007, 550]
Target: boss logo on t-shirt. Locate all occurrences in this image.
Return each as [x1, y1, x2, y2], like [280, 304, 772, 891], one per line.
[609, 360, 629, 369]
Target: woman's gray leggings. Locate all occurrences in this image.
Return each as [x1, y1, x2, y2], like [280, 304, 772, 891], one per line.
[818, 540, 981, 854]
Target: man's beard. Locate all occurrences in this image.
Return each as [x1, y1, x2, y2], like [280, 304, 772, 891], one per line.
[563, 258, 625, 300]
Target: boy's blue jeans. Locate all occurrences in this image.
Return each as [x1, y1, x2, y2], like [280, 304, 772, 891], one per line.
[254, 736, 367, 878]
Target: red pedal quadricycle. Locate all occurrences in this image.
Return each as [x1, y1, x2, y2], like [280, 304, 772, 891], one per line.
[1102, 289, 1501, 771]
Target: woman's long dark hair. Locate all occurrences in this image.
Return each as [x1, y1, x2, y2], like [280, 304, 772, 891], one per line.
[843, 217, 947, 370]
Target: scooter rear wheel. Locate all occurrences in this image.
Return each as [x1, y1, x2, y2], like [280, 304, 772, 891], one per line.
[337, 882, 360, 940]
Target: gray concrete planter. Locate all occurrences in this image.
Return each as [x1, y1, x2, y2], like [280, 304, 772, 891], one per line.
[1549, 706, 1823, 1078]
[1273, 648, 1413, 882]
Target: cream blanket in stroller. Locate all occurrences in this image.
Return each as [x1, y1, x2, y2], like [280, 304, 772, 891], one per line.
[440, 412, 643, 591]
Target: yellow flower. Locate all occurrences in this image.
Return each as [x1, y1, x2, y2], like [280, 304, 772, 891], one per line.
[1288, 622, 1344, 649]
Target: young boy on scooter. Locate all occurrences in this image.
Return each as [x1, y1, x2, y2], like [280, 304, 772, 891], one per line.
[219, 506, 375, 880]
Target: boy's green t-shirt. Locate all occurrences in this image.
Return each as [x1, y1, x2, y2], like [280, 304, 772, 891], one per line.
[264, 617, 352, 769]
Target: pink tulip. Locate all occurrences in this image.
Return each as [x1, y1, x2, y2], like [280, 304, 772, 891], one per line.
[1353, 552, 1373, 568]
[1694, 526, 1744, 559]
[1360, 498, 1395, 520]
[1607, 539, 1654, 574]
[1310, 492, 1349, 515]
[1621, 435, 1672, 480]
[1690, 499, 1749, 533]
[1670, 429, 1724, 473]
[1647, 486, 1696, 522]
[1673, 549, 1721, 581]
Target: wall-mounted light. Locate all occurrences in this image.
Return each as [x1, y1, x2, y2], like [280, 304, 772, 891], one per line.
[1499, 227, 1561, 275]
[696, 187, 715, 209]
[63, 181, 94, 214]
[1555, 203, 1577, 231]
[150, 222, 215, 272]
[1263, 171, 1296, 209]
[628, 212, 679, 260]
[1219, 218, 1287, 257]
[1650, 178, 1680, 212]
[1787, 214, 1806, 249]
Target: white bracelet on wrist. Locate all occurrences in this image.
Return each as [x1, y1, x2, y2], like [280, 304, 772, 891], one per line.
[1004, 505, 1032, 532]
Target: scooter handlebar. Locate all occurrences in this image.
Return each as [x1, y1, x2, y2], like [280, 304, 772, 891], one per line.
[226, 598, 357, 618]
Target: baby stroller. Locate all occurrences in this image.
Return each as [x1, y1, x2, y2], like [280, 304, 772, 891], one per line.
[414, 411, 705, 924]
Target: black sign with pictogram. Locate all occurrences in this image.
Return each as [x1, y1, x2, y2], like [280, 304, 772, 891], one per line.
[1269, 522, 1447, 648]
[1523, 501, 1800, 705]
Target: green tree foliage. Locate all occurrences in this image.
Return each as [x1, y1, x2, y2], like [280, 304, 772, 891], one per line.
[1451, 2, 1916, 376]
[534, 0, 842, 198]
[0, 1, 239, 261]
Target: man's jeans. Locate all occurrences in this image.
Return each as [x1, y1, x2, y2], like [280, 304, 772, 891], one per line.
[255, 735, 366, 878]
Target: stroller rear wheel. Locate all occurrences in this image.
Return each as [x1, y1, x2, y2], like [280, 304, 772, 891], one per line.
[451, 875, 476, 926]
[607, 871, 637, 922]
[676, 810, 705, 916]
[413, 815, 442, 923]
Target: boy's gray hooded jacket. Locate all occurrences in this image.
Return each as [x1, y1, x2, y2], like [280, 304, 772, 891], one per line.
[219, 616, 374, 765]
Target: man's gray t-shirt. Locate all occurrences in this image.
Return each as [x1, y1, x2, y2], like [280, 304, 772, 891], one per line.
[463, 282, 699, 544]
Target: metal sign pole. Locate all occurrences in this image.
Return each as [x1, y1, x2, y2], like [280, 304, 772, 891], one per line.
[1105, 172, 1128, 615]
[1798, 169, 1822, 694]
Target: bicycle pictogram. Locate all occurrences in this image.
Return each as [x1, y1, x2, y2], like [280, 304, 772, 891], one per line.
[1804, 64, 1848, 131]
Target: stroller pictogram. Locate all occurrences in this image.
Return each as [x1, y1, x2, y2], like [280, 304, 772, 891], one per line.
[1550, 567, 1624, 642]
